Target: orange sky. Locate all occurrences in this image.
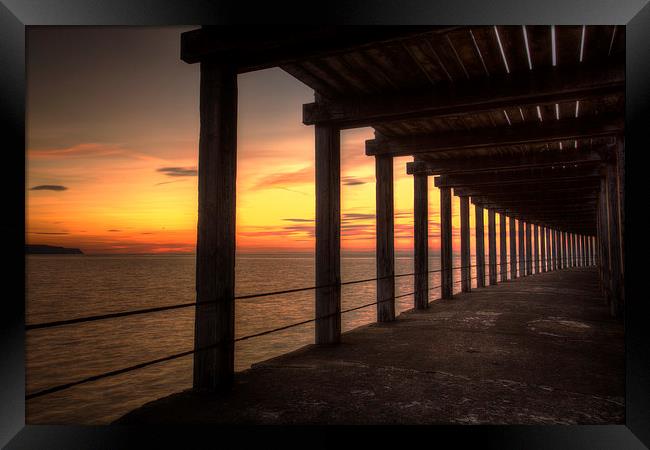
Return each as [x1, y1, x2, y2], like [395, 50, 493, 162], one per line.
[26, 27, 497, 255]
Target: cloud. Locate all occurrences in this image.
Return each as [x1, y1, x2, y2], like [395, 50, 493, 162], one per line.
[253, 166, 313, 189]
[283, 218, 314, 223]
[157, 166, 198, 177]
[30, 185, 68, 191]
[343, 213, 375, 221]
[342, 176, 368, 186]
[107, 229, 122, 232]
[30, 231, 69, 235]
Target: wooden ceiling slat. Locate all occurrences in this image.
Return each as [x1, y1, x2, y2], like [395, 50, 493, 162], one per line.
[466, 26, 506, 76]
[321, 56, 373, 94]
[280, 63, 339, 98]
[430, 35, 470, 81]
[555, 25, 582, 67]
[299, 60, 349, 94]
[378, 42, 433, 88]
[583, 25, 616, 63]
[341, 51, 394, 92]
[445, 29, 487, 78]
[401, 39, 451, 83]
[526, 25, 552, 70]
[497, 26, 530, 74]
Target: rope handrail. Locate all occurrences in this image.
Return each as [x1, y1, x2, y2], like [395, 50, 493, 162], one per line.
[25, 263, 489, 330]
[24, 280, 451, 400]
[24, 257, 596, 400]
[26, 257, 593, 331]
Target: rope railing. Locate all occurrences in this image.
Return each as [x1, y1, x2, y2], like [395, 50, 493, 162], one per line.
[24, 279, 451, 400]
[25, 257, 595, 400]
[25, 263, 487, 331]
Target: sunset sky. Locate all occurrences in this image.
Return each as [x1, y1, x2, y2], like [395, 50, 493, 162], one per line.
[26, 27, 486, 255]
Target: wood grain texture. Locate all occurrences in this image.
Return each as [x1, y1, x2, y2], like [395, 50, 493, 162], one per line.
[376, 155, 395, 322]
[315, 124, 341, 344]
[414, 174, 429, 309]
[460, 196, 471, 292]
[488, 209, 497, 285]
[518, 220, 525, 277]
[440, 186, 453, 298]
[475, 205, 485, 287]
[194, 62, 237, 391]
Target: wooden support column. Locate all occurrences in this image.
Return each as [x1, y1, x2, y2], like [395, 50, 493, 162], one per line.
[500, 214, 508, 282]
[441, 187, 453, 299]
[544, 227, 553, 272]
[540, 226, 546, 273]
[525, 222, 533, 275]
[598, 173, 612, 309]
[561, 231, 566, 269]
[533, 224, 540, 274]
[568, 233, 573, 267]
[572, 233, 577, 267]
[518, 220, 525, 277]
[414, 173, 429, 309]
[488, 209, 497, 285]
[509, 217, 517, 279]
[375, 154, 395, 322]
[475, 205, 486, 287]
[606, 162, 623, 317]
[315, 124, 341, 344]
[460, 196, 471, 293]
[551, 229, 558, 271]
[194, 62, 237, 391]
[616, 135, 625, 277]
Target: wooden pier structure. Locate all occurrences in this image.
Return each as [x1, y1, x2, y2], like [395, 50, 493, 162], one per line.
[180, 25, 625, 398]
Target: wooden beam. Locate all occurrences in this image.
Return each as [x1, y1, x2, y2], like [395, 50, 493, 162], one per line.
[488, 209, 497, 285]
[304, 60, 624, 127]
[194, 62, 237, 391]
[315, 124, 341, 344]
[369, 115, 622, 157]
[440, 186, 453, 299]
[475, 205, 485, 287]
[181, 26, 448, 68]
[460, 196, 471, 293]
[375, 155, 395, 322]
[500, 214, 508, 282]
[454, 183, 598, 197]
[414, 173, 428, 309]
[407, 150, 602, 175]
[434, 166, 600, 188]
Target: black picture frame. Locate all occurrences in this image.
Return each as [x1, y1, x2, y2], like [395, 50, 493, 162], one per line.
[1, 1, 648, 448]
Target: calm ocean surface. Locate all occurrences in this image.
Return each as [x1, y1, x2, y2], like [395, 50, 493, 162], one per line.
[26, 252, 478, 424]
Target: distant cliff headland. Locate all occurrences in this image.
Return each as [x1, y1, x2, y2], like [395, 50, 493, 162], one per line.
[26, 244, 84, 255]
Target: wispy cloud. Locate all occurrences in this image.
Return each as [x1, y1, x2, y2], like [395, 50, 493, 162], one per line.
[283, 218, 313, 223]
[30, 185, 68, 191]
[157, 166, 198, 177]
[342, 176, 368, 186]
[253, 166, 313, 189]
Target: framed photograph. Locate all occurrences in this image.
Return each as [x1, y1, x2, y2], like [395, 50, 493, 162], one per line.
[1, 1, 647, 448]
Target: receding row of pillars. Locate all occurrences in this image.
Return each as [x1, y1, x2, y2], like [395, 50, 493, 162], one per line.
[192, 67, 623, 389]
[412, 183, 597, 305]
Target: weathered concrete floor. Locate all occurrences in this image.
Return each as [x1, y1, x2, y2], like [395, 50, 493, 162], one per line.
[117, 268, 624, 425]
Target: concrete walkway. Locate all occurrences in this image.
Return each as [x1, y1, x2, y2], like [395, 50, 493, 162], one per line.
[117, 268, 624, 425]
